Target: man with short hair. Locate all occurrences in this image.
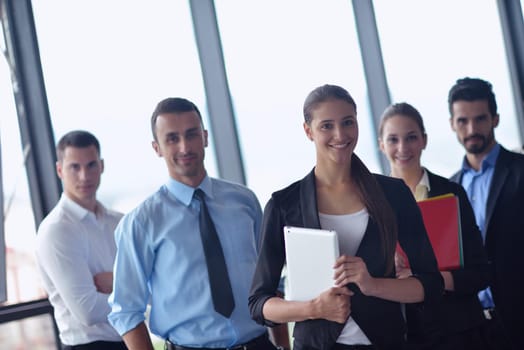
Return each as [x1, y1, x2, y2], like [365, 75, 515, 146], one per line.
[448, 77, 524, 349]
[108, 97, 288, 350]
[36, 130, 126, 350]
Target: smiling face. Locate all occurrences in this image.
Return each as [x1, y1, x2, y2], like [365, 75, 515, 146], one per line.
[379, 114, 427, 176]
[303, 98, 358, 167]
[152, 111, 208, 187]
[450, 99, 498, 156]
[56, 145, 103, 211]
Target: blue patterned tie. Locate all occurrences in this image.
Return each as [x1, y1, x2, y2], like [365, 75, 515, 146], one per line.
[194, 189, 235, 318]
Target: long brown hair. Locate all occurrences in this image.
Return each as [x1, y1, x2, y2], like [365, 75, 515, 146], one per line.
[351, 154, 397, 275]
[304, 84, 397, 275]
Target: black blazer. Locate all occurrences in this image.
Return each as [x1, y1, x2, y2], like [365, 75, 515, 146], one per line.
[249, 169, 443, 350]
[451, 146, 524, 348]
[406, 170, 489, 340]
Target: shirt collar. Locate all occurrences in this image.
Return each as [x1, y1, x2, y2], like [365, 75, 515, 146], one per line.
[60, 193, 104, 220]
[462, 143, 500, 172]
[417, 168, 431, 192]
[165, 175, 213, 206]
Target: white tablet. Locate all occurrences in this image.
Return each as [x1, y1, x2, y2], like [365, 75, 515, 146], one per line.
[283, 226, 340, 301]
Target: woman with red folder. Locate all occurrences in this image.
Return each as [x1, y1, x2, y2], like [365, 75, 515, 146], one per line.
[379, 102, 491, 350]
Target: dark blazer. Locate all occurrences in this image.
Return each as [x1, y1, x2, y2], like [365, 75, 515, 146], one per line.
[451, 146, 524, 349]
[406, 170, 489, 343]
[249, 169, 443, 350]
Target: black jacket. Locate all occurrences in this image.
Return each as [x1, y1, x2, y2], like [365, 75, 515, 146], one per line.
[451, 146, 524, 349]
[249, 169, 443, 350]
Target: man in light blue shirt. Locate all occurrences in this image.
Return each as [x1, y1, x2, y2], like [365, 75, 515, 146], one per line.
[108, 98, 287, 350]
[449, 77, 524, 349]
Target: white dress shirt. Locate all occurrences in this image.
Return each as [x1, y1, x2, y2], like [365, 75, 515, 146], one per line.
[36, 194, 123, 346]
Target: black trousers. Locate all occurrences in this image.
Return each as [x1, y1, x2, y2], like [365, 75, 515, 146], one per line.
[405, 309, 514, 350]
[479, 309, 515, 350]
[63, 340, 128, 350]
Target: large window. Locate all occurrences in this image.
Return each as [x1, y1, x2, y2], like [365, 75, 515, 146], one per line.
[215, 0, 380, 205]
[1, 20, 53, 348]
[1, 19, 45, 305]
[24, 1, 220, 347]
[374, 0, 520, 176]
[32, 0, 218, 214]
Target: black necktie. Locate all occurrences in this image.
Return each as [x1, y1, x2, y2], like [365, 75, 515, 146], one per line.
[193, 189, 235, 318]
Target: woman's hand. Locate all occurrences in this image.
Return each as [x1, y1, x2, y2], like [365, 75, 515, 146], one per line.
[395, 252, 413, 279]
[311, 286, 353, 323]
[334, 255, 377, 295]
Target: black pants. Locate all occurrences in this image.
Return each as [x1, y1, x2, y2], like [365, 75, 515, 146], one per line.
[479, 309, 514, 350]
[433, 325, 498, 350]
[406, 310, 514, 350]
[63, 340, 128, 350]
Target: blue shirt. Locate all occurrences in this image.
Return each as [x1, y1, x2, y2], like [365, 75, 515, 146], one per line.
[460, 143, 500, 309]
[108, 176, 266, 347]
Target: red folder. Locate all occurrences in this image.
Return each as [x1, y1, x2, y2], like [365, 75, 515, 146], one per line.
[397, 193, 463, 271]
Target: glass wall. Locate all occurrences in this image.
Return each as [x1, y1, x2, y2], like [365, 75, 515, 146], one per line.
[1, 22, 46, 304]
[215, 0, 380, 206]
[374, 0, 520, 177]
[31, 0, 218, 214]
[18, 1, 219, 347]
[1, 19, 53, 349]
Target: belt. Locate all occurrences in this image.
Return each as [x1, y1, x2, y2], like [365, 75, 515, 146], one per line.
[165, 333, 269, 350]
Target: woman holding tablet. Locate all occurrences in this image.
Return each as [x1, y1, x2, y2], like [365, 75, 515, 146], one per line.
[249, 84, 443, 350]
[378, 102, 489, 349]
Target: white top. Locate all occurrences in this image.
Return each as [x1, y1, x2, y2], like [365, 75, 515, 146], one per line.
[36, 194, 123, 345]
[319, 209, 372, 345]
[414, 168, 431, 201]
